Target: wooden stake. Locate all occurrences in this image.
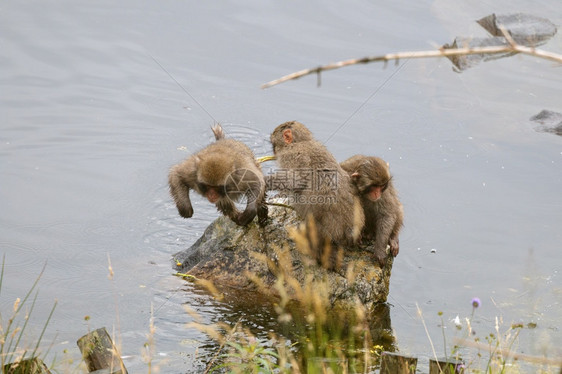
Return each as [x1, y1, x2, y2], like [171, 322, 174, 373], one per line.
[429, 357, 464, 374]
[77, 327, 128, 374]
[380, 351, 417, 374]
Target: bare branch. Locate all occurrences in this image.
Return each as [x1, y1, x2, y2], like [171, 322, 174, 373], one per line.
[261, 42, 562, 89]
[498, 25, 517, 48]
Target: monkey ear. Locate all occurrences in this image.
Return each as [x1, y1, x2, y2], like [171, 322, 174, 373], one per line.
[351, 171, 361, 181]
[282, 129, 293, 144]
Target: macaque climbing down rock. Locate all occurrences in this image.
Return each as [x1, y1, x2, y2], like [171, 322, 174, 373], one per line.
[169, 124, 267, 226]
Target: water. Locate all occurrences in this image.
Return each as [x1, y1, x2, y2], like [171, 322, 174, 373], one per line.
[1, 0, 561, 372]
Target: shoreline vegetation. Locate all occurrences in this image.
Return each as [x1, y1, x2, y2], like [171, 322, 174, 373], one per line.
[3, 238, 561, 373]
[181, 230, 561, 373]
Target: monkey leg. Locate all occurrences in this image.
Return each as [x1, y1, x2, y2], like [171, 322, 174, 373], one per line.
[388, 234, 399, 257]
[257, 200, 269, 227]
[371, 215, 398, 266]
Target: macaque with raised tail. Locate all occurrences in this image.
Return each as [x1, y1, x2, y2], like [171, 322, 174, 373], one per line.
[169, 124, 267, 226]
[268, 121, 364, 249]
[340, 155, 403, 266]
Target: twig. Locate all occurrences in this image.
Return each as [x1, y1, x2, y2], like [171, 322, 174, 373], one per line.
[265, 201, 295, 210]
[256, 155, 276, 163]
[416, 303, 440, 368]
[261, 42, 562, 88]
[174, 272, 199, 280]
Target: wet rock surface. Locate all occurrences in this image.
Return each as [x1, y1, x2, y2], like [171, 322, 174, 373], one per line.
[173, 201, 393, 309]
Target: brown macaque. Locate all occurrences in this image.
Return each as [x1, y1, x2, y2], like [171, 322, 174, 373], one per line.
[267, 121, 364, 251]
[169, 124, 267, 226]
[341, 155, 404, 265]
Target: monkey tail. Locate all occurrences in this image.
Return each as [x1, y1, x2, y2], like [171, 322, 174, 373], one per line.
[211, 123, 225, 140]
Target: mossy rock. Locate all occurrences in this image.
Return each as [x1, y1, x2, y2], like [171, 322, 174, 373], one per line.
[173, 201, 393, 309]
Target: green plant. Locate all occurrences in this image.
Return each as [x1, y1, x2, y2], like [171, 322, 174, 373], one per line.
[0, 256, 57, 372]
[188, 222, 391, 373]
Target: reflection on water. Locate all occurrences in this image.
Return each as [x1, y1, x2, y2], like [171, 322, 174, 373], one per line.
[181, 284, 396, 372]
[1, 0, 561, 372]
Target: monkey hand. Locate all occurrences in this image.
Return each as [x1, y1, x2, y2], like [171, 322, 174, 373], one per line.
[234, 205, 258, 226]
[177, 204, 194, 219]
[257, 203, 269, 227]
[389, 237, 399, 257]
[373, 247, 388, 268]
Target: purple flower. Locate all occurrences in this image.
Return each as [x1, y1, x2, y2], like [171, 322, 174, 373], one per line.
[471, 297, 481, 308]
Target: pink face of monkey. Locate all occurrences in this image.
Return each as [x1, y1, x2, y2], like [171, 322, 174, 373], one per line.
[365, 184, 383, 201]
[204, 186, 221, 203]
[350, 158, 390, 202]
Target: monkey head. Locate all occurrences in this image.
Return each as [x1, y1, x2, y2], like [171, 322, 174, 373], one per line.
[195, 154, 235, 203]
[351, 157, 391, 202]
[270, 121, 314, 153]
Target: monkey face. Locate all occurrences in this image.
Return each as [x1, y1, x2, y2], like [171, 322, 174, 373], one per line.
[205, 187, 221, 203]
[196, 182, 225, 203]
[351, 170, 390, 202]
[365, 182, 388, 202]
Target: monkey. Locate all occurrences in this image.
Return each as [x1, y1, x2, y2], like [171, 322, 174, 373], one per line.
[340, 155, 404, 266]
[168, 124, 267, 226]
[267, 121, 364, 251]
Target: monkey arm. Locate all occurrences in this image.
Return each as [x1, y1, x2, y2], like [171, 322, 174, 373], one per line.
[236, 199, 258, 226]
[220, 168, 266, 226]
[373, 207, 403, 261]
[235, 169, 265, 226]
[388, 201, 404, 257]
[371, 217, 394, 265]
[168, 162, 195, 218]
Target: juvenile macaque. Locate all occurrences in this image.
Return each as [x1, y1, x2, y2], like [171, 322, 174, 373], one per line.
[341, 155, 403, 265]
[169, 124, 267, 226]
[268, 121, 364, 248]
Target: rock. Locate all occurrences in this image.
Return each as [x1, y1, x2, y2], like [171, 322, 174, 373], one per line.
[477, 13, 557, 46]
[530, 110, 562, 136]
[443, 13, 557, 71]
[173, 200, 393, 309]
[443, 36, 512, 71]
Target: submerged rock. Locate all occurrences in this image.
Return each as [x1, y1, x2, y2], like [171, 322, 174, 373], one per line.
[444, 36, 512, 71]
[173, 201, 393, 309]
[477, 13, 557, 45]
[443, 13, 557, 71]
[530, 110, 562, 136]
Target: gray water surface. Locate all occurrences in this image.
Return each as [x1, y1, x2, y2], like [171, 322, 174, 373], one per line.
[1, 1, 561, 372]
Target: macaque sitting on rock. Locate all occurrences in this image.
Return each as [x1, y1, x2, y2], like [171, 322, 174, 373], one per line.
[267, 121, 364, 250]
[169, 124, 267, 226]
[341, 155, 403, 266]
